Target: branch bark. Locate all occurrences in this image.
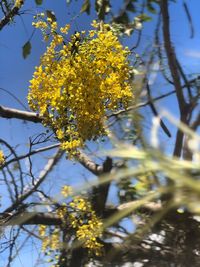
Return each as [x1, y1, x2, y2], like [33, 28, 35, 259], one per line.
[0, 105, 42, 123]
[1, 212, 62, 226]
[0, 0, 24, 31]
[160, 0, 188, 157]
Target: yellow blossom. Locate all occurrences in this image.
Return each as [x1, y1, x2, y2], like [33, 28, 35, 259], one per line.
[0, 150, 5, 166]
[38, 188, 103, 261]
[28, 20, 133, 156]
[61, 185, 72, 197]
[15, 0, 23, 8]
[60, 24, 70, 34]
[38, 225, 47, 237]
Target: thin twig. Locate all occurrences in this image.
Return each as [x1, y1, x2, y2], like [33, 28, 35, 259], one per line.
[2, 143, 60, 168]
[4, 148, 64, 213]
[183, 1, 194, 38]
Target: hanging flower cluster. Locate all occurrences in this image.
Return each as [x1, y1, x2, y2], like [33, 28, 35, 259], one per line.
[68, 196, 103, 255]
[38, 186, 103, 266]
[28, 15, 133, 154]
[58, 187, 103, 256]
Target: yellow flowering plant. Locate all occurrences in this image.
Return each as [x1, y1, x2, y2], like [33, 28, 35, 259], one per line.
[38, 186, 103, 266]
[28, 16, 133, 155]
[68, 196, 103, 255]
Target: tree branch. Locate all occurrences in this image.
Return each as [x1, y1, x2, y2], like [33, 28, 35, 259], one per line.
[161, 0, 186, 112]
[75, 151, 104, 176]
[0, 0, 24, 31]
[2, 143, 60, 168]
[0, 105, 42, 123]
[160, 0, 188, 157]
[0, 105, 113, 177]
[1, 212, 62, 226]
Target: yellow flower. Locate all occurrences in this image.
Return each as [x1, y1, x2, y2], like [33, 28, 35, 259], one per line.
[38, 188, 103, 258]
[0, 150, 5, 165]
[15, 0, 23, 8]
[38, 225, 47, 237]
[67, 196, 103, 255]
[28, 20, 133, 156]
[41, 237, 50, 252]
[60, 24, 70, 34]
[76, 213, 103, 254]
[56, 206, 68, 220]
[61, 185, 72, 197]
[91, 20, 98, 28]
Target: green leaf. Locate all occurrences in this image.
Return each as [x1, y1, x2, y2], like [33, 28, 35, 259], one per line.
[22, 41, 31, 59]
[46, 10, 57, 22]
[81, 0, 91, 14]
[138, 13, 152, 22]
[35, 0, 43, 5]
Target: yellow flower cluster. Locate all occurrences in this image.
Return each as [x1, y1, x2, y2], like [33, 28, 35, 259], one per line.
[0, 150, 5, 166]
[68, 197, 103, 255]
[38, 187, 103, 262]
[28, 17, 133, 155]
[38, 224, 46, 237]
[76, 217, 103, 255]
[56, 194, 103, 255]
[15, 0, 23, 8]
[61, 185, 73, 197]
[38, 225, 60, 252]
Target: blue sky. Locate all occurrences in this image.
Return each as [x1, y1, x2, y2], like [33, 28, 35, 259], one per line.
[0, 0, 200, 266]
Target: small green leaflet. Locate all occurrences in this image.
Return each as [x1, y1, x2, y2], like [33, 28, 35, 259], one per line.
[22, 41, 31, 59]
[81, 0, 91, 14]
[35, 0, 43, 5]
[138, 13, 152, 22]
